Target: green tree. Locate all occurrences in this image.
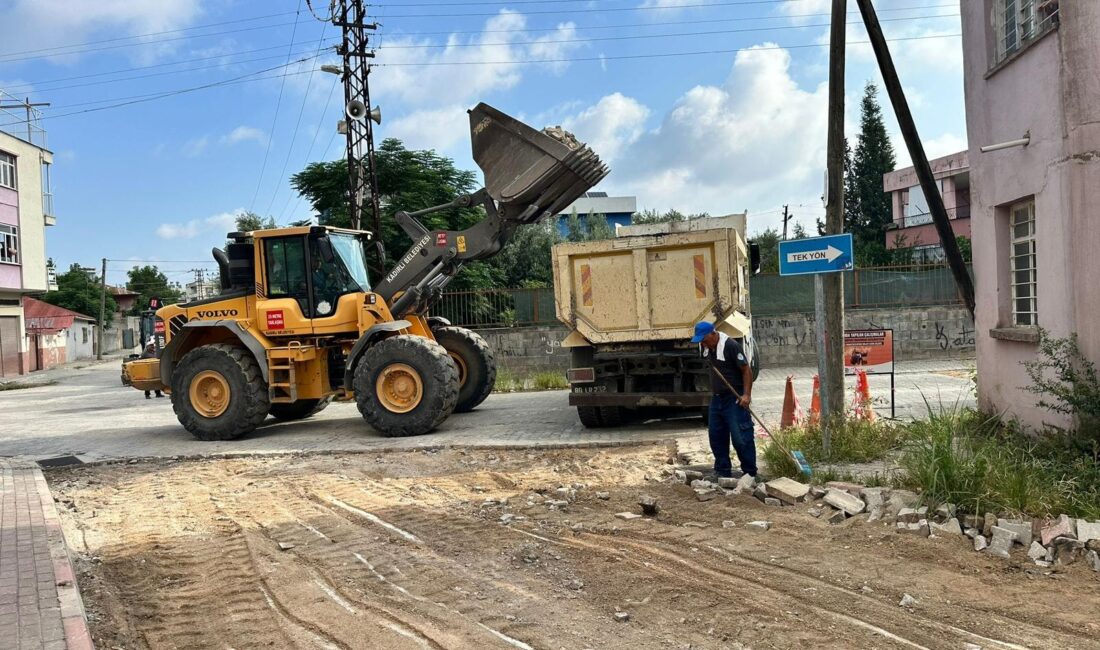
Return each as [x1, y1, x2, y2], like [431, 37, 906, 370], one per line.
[41, 264, 116, 326]
[792, 221, 809, 239]
[632, 208, 710, 225]
[750, 227, 781, 273]
[126, 265, 182, 314]
[235, 211, 277, 232]
[563, 209, 614, 242]
[492, 222, 561, 288]
[955, 235, 973, 264]
[848, 82, 897, 265]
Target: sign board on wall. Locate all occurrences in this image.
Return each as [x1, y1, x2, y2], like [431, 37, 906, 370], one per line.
[844, 329, 894, 375]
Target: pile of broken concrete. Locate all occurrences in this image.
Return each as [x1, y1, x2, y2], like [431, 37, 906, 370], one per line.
[673, 469, 1100, 573]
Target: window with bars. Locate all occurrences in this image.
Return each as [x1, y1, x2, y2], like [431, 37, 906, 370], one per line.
[1009, 200, 1036, 326]
[0, 151, 15, 190]
[0, 224, 18, 264]
[992, 0, 1060, 66]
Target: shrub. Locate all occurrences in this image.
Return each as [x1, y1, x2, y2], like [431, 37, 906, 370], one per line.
[1024, 329, 1100, 457]
[532, 371, 568, 391]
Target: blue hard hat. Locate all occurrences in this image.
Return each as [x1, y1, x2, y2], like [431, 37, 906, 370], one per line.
[691, 321, 715, 343]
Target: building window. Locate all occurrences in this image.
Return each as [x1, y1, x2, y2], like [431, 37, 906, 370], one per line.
[911, 245, 945, 265]
[993, 0, 1060, 66]
[0, 224, 18, 264]
[0, 151, 15, 189]
[41, 161, 53, 217]
[1010, 200, 1037, 326]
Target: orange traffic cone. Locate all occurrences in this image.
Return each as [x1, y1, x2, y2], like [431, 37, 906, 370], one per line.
[780, 375, 805, 428]
[808, 375, 821, 425]
[852, 369, 876, 421]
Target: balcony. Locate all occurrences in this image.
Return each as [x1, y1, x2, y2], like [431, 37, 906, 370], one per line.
[42, 192, 55, 226]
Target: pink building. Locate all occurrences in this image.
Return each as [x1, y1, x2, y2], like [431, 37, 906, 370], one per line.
[961, 0, 1098, 430]
[882, 151, 971, 263]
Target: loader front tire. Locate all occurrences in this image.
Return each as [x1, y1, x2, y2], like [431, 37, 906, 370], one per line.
[171, 343, 269, 441]
[269, 397, 332, 422]
[354, 335, 458, 437]
[432, 326, 496, 413]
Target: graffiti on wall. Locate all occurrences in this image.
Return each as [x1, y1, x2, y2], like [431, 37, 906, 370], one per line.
[935, 322, 976, 351]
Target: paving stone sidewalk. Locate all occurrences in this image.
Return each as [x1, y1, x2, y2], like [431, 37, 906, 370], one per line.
[0, 465, 91, 650]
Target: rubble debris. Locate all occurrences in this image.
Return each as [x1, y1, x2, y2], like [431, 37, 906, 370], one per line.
[695, 488, 718, 502]
[887, 490, 920, 512]
[929, 518, 962, 536]
[861, 487, 888, 511]
[717, 477, 739, 489]
[897, 520, 929, 537]
[827, 510, 847, 525]
[982, 513, 997, 538]
[1076, 519, 1100, 545]
[1027, 541, 1047, 561]
[964, 528, 981, 539]
[676, 470, 704, 485]
[1051, 537, 1084, 566]
[973, 535, 989, 552]
[546, 500, 570, 508]
[596, 491, 610, 500]
[722, 520, 737, 529]
[933, 503, 957, 523]
[683, 521, 709, 529]
[1041, 515, 1076, 546]
[808, 507, 824, 518]
[753, 485, 769, 502]
[1086, 550, 1100, 572]
[823, 488, 865, 516]
[825, 481, 863, 496]
[568, 579, 585, 590]
[690, 479, 716, 490]
[616, 512, 642, 521]
[765, 477, 810, 505]
[277, 542, 295, 551]
[899, 594, 918, 608]
[746, 521, 772, 531]
[987, 526, 1019, 558]
[897, 508, 920, 524]
[997, 519, 1033, 548]
[638, 495, 659, 516]
[764, 498, 783, 507]
[735, 474, 756, 494]
[866, 507, 884, 522]
[961, 514, 983, 531]
[614, 611, 631, 622]
[809, 486, 827, 499]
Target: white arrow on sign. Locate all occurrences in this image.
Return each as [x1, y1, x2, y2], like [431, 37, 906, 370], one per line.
[786, 245, 843, 264]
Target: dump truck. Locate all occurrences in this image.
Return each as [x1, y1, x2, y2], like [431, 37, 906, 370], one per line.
[123, 103, 608, 440]
[552, 216, 759, 427]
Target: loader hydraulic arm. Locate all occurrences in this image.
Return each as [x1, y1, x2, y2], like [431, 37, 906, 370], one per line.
[371, 103, 609, 318]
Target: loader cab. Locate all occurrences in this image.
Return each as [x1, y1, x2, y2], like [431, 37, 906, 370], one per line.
[216, 226, 373, 336]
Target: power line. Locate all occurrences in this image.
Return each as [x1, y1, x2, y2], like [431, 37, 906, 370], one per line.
[277, 76, 340, 223]
[376, 3, 958, 36]
[369, 0, 872, 19]
[265, 21, 330, 217]
[5, 42, 338, 96]
[374, 33, 961, 66]
[0, 57, 324, 127]
[0, 10, 300, 60]
[375, 14, 959, 50]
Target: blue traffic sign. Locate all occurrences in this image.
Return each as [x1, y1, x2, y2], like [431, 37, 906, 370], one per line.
[777, 233, 854, 276]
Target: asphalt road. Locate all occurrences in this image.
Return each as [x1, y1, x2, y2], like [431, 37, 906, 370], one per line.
[0, 357, 974, 464]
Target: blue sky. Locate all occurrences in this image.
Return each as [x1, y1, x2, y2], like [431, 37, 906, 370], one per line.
[0, 0, 966, 288]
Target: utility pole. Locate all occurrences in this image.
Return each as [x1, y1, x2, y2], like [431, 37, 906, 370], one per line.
[819, 0, 848, 453]
[0, 97, 50, 144]
[781, 204, 792, 240]
[855, 0, 975, 319]
[333, 0, 383, 268]
[191, 268, 207, 300]
[97, 258, 107, 361]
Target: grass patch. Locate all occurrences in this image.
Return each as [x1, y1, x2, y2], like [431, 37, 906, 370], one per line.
[531, 371, 568, 391]
[896, 401, 1100, 519]
[761, 417, 911, 480]
[493, 370, 525, 393]
[0, 379, 58, 391]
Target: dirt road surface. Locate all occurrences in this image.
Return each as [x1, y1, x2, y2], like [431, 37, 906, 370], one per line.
[50, 446, 1099, 650]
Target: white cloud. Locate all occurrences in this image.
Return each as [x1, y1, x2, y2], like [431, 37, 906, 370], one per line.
[0, 0, 204, 64]
[182, 135, 209, 157]
[157, 209, 241, 240]
[221, 126, 267, 146]
[554, 44, 829, 217]
[386, 105, 471, 152]
[894, 131, 968, 169]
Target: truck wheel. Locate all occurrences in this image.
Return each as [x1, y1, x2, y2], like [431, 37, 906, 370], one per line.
[269, 397, 332, 422]
[171, 343, 269, 441]
[577, 405, 603, 428]
[354, 335, 458, 437]
[599, 406, 626, 427]
[432, 326, 496, 413]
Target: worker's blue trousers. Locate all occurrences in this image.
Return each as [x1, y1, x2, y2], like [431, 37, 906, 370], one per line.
[708, 394, 757, 478]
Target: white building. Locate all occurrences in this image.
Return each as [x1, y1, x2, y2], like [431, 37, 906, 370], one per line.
[183, 279, 219, 303]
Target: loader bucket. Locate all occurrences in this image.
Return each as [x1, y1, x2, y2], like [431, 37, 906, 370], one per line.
[469, 103, 609, 224]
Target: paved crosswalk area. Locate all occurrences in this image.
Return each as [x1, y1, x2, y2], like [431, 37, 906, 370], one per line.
[0, 357, 974, 465]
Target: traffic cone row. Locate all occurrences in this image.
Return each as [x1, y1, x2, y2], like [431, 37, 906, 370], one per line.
[781, 372, 874, 428]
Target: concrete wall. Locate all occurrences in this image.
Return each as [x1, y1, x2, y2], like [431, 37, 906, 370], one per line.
[65, 322, 95, 362]
[99, 315, 140, 356]
[478, 305, 974, 376]
[962, 2, 1100, 430]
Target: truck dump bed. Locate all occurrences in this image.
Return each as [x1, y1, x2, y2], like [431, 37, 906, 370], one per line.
[552, 227, 750, 345]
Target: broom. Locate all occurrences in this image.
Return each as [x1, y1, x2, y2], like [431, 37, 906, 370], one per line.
[708, 364, 813, 478]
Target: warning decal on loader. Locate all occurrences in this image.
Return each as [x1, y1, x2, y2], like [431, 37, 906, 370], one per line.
[693, 254, 706, 299]
[267, 310, 285, 330]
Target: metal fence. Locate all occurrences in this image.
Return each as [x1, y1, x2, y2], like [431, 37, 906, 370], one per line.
[435, 264, 972, 327]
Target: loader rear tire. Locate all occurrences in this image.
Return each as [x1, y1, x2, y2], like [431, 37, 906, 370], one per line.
[577, 405, 603, 428]
[171, 343, 269, 441]
[354, 335, 458, 437]
[269, 397, 332, 422]
[432, 326, 496, 413]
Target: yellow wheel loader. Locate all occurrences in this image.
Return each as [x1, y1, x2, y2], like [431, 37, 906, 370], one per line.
[123, 103, 608, 440]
